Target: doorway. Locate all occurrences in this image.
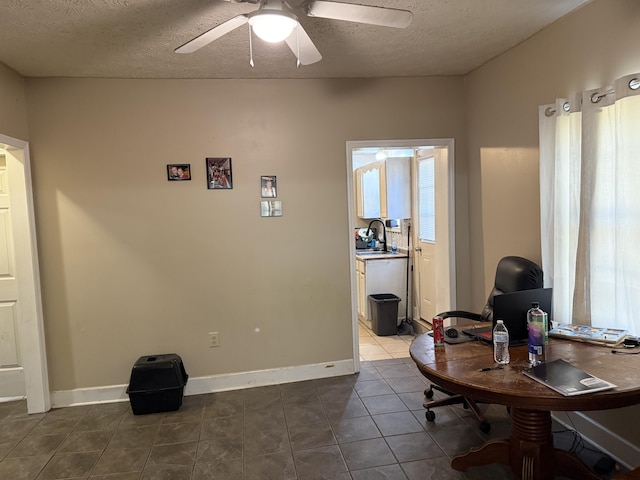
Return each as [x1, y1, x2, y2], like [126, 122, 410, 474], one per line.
[346, 139, 456, 369]
[0, 134, 50, 413]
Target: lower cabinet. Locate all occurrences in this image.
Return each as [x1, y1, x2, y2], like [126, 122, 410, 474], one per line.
[356, 257, 407, 330]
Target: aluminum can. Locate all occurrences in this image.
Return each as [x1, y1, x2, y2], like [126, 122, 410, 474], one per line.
[433, 316, 445, 346]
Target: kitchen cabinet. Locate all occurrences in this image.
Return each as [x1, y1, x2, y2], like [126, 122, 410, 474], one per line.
[356, 255, 407, 330]
[355, 162, 383, 219]
[355, 158, 410, 220]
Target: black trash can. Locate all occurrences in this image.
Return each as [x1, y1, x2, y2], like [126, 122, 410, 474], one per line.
[126, 353, 188, 415]
[369, 294, 401, 336]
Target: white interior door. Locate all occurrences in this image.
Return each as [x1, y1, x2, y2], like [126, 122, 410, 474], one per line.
[0, 155, 22, 397]
[412, 145, 455, 325]
[0, 134, 49, 413]
[414, 152, 437, 321]
[416, 241, 436, 320]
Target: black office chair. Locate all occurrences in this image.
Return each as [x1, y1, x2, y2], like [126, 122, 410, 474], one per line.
[423, 255, 544, 433]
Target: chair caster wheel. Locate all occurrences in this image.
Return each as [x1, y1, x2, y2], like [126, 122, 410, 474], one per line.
[479, 421, 491, 434]
[425, 410, 436, 422]
[424, 388, 434, 399]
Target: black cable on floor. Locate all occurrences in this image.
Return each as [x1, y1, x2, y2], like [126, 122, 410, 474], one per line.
[552, 425, 618, 475]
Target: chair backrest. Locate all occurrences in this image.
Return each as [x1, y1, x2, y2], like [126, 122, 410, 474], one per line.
[480, 256, 543, 323]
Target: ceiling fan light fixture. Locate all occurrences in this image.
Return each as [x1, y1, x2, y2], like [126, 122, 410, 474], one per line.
[249, 11, 298, 43]
[375, 149, 388, 161]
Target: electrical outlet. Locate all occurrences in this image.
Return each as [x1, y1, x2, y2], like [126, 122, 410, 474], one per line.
[209, 332, 220, 347]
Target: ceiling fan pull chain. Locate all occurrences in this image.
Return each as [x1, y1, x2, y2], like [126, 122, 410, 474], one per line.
[296, 23, 300, 68]
[249, 25, 255, 67]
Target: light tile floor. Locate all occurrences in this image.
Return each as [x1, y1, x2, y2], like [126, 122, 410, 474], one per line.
[357, 322, 416, 362]
[0, 323, 625, 479]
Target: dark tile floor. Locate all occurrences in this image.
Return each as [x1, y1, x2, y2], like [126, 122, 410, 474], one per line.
[0, 342, 624, 479]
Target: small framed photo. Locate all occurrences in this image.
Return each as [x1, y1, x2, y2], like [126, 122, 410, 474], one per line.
[167, 164, 191, 181]
[261, 176, 277, 198]
[261, 200, 283, 217]
[206, 157, 233, 189]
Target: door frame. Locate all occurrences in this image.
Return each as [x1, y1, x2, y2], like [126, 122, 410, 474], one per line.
[346, 138, 456, 370]
[0, 133, 50, 413]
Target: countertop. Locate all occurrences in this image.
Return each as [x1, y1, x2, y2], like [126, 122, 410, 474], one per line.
[355, 250, 409, 260]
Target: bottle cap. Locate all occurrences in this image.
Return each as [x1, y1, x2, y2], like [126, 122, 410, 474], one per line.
[531, 302, 539, 308]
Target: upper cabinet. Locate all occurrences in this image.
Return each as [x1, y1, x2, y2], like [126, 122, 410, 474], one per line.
[355, 158, 410, 220]
[356, 162, 384, 219]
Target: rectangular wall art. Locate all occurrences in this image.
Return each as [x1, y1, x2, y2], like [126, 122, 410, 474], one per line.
[167, 164, 191, 181]
[261, 201, 283, 217]
[261, 176, 277, 197]
[206, 157, 232, 189]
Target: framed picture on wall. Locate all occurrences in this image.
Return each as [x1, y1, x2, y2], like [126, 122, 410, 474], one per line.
[261, 176, 277, 198]
[261, 201, 283, 217]
[206, 157, 233, 189]
[167, 164, 191, 181]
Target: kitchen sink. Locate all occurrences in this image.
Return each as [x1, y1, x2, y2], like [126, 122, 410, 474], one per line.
[356, 250, 389, 255]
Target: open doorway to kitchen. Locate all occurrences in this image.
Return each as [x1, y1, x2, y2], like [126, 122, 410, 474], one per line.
[346, 139, 456, 370]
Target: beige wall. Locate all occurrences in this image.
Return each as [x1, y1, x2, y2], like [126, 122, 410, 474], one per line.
[0, 62, 29, 141]
[24, 77, 468, 391]
[466, 0, 640, 449]
[466, 0, 640, 305]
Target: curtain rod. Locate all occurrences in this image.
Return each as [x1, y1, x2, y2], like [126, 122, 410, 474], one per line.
[544, 76, 639, 117]
[590, 89, 614, 104]
[545, 101, 571, 117]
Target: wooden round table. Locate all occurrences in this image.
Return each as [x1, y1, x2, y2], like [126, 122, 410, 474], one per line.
[409, 333, 640, 480]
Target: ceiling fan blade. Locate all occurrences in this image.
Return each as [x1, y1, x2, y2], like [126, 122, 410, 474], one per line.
[175, 15, 249, 54]
[285, 24, 322, 65]
[305, 1, 413, 29]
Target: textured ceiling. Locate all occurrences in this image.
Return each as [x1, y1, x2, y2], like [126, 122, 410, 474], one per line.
[0, 0, 590, 79]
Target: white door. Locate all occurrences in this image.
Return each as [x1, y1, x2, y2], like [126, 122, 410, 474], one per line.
[0, 154, 22, 397]
[412, 145, 455, 324]
[415, 152, 437, 321]
[0, 134, 49, 413]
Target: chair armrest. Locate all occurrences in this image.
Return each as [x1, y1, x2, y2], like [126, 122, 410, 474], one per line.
[435, 310, 482, 322]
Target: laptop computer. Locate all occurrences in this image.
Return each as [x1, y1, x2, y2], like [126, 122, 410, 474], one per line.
[462, 288, 553, 346]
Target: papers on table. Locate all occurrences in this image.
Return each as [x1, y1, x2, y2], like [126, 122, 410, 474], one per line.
[523, 359, 616, 396]
[549, 324, 627, 346]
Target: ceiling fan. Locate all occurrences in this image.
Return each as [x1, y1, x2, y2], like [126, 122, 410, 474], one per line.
[175, 0, 413, 66]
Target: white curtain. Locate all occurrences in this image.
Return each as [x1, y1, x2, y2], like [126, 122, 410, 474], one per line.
[539, 73, 640, 335]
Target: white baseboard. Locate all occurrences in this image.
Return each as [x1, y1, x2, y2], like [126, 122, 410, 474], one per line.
[0, 395, 25, 404]
[411, 318, 430, 334]
[552, 411, 640, 469]
[50, 359, 356, 408]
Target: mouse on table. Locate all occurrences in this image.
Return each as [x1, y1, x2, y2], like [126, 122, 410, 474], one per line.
[445, 328, 458, 338]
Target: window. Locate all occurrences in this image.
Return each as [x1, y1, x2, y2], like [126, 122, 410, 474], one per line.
[539, 73, 640, 335]
[418, 156, 435, 243]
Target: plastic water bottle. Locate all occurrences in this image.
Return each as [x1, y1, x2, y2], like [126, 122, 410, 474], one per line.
[493, 320, 510, 365]
[527, 302, 547, 366]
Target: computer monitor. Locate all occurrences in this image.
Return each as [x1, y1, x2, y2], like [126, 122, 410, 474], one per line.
[492, 288, 553, 345]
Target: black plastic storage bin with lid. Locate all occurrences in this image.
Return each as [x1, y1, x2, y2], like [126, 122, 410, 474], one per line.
[369, 294, 401, 336]
[126, 353, 188, 415]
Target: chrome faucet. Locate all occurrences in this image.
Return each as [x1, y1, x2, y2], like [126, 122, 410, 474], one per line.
[366, 219, 387, 252]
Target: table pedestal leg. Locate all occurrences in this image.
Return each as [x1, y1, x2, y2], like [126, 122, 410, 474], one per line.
[451, 408, 601, 480]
